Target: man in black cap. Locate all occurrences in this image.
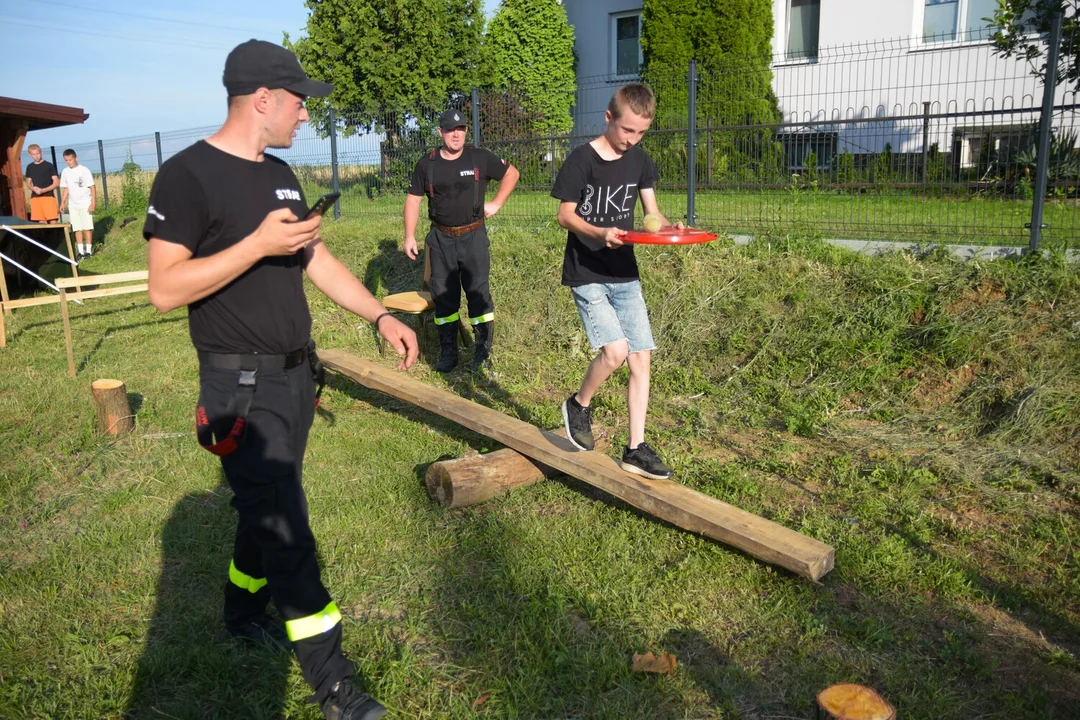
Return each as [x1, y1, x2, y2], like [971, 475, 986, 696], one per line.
[144, 39, 413, 720]
[403, 108, 519, 372]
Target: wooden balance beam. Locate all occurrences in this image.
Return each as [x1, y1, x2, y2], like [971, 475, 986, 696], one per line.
[57, 271, 149, 377]
[320, 349, 835, 582]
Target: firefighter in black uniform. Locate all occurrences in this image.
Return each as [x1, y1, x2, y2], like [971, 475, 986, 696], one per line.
[144, 39, 417, 720]
[403, 109, 520, 372]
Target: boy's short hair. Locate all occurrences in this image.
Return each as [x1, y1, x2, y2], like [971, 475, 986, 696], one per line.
[27, 144, 41, 152]
[63, 149, 77, 158]
[608, 84, 656, 121]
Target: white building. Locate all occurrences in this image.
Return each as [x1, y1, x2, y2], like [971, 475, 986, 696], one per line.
[563, 0, 1074, 171]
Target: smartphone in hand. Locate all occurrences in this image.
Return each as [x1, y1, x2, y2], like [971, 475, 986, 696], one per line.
[303, 192, 341, 220]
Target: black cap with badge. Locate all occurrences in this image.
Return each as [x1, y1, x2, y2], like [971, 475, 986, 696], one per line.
[438, 109, 468, 131]
[223, 39, 333, 98]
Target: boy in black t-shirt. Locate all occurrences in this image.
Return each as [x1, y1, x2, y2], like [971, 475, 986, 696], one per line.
[551, 84, 678, 480]
[24, 144, 59, 223]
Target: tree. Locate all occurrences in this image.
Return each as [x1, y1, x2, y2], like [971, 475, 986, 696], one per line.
[289, 0, 486, 133]
[990, 0, 1079, 85]
[640, 0, 782, 184]
[482, 0, 576, 138]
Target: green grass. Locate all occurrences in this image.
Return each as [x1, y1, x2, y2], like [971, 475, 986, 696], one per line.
[1, 208, 1078, 719]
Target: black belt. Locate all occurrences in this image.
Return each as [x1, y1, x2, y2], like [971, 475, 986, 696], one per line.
[195, 342, 324, 456]
[198, 346, 307, 372]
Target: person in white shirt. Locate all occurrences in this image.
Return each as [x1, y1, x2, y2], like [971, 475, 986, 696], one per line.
[59, 149, 96, 259]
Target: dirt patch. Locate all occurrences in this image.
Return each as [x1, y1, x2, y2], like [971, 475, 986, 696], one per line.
[946, 282, 1007, 316]
[908, 363, 977, 410]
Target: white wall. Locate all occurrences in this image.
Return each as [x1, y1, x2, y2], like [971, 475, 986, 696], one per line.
[564, 0, 644, 136]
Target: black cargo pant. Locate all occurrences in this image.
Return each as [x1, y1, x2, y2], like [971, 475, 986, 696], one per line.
[426, 225, 494, 326]
[198, 352, 352, 703]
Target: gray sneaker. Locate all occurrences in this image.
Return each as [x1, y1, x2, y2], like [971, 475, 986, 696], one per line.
[561, 394, 594, 450]
[620, 442, 672, 480]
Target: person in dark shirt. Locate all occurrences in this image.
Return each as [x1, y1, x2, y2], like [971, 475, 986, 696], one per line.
[551, 84, 681, 481]
[403, 109, 519, 371]
[144, 39, 416, 720]
[24, 144, 59, 223]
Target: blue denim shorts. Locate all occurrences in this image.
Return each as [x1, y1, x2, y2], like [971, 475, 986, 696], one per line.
[570, 280, 656, 354]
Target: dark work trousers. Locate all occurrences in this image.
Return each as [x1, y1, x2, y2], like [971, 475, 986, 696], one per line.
[198, 360, 353, 703]
[426, 225, 494, 323]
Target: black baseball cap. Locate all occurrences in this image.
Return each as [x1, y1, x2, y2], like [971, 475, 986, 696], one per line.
[223, 39, 333, 98]
[439, 109, 468, 131]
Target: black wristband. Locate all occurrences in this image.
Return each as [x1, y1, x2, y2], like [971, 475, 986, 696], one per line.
[373, 311, 393, 328]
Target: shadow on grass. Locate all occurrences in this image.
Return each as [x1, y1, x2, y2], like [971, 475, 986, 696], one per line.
[427, 479, 763, 718]
[73, 316, 187, 374]
[125, 479, 291, 718]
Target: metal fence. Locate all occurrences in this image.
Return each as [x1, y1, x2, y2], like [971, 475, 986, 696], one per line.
[30, 32, 1079, 248]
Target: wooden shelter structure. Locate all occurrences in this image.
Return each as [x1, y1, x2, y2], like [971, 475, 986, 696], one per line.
[1, 96, 89, 219]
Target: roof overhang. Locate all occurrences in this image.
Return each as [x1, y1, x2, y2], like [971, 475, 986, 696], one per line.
[0, 96, 89, 131]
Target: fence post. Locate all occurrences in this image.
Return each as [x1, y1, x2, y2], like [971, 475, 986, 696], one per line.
[97, 140, 109, 209]
[921, 101, 930, 186]
[1028, 10, 1063, 252]
[471, 88, 481, 147]
[705, 115, 712, 187]
[328, 107, 341, 219]
[155, 131, 163, 168]
[687, 59, 697, 225]
[50, 146, 61, 204]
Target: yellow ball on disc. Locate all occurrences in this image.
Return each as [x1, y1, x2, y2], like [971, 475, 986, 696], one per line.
[643, 213, 664, 232]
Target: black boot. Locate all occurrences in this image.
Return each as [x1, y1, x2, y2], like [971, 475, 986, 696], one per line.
[435, 322, 458, 373]
[473, 320, 493, 370]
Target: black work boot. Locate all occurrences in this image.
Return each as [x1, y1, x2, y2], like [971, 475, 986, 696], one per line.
[472, 320, 494, 370]
[320, 677, 387, 720]
[435, 322, 458, 373]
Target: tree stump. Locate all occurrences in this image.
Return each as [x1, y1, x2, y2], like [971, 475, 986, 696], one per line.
[91, 379, 134, 435]
[816, 684, 895, 720]
[426, 427, 610, 508]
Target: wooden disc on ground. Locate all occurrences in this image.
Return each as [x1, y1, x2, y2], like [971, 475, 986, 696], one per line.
[817, 684, 895, 720]
[91, 379, 134, 435]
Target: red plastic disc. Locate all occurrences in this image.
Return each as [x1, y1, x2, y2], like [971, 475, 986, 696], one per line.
[622, 227, 719, 245]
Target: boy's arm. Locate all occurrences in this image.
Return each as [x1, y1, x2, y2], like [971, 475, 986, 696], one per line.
[639, 189, 679, 227]
[88, 180, 96, 213]
[556, 201, 626, 250]
[60, 187, 69, 211]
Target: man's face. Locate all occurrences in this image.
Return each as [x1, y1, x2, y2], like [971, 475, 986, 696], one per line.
[28, 147, 42, 163]
[439, 126, 467, 153]
[266, 89, 309, 149]
[603, 108, 652, 154]
[63, 155, 77, 168]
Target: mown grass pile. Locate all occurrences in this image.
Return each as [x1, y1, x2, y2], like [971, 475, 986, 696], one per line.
[1, 209, 1077, 718]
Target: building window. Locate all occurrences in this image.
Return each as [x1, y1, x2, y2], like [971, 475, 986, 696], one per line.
[787, 0, 821, 60]
[922, 0, 1000, 43]
[612, 12, 642, 76]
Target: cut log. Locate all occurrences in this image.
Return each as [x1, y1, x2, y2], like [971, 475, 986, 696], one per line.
[320, 349, 835, 581]
[91, 379, 134, 434]
[426, 427, 611, 508]
[816, 684, 895, 720]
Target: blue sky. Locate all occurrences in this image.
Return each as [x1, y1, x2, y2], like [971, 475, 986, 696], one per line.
[4, 0, 502, 150]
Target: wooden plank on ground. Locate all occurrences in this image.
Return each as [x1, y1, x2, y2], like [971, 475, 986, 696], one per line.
[320, 349, 835, 581]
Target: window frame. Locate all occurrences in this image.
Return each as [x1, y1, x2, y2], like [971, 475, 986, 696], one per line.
[915, 0, 1009, 46]
[610, 10, 644, 78]
[785, 0, 822, 62]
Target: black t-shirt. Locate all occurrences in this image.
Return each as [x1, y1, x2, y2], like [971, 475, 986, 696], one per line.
[142, 141, 311, 354]
[551, 143, 658, 287]
[25, 161, 58, 197]
[406, 146, 509, 226]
